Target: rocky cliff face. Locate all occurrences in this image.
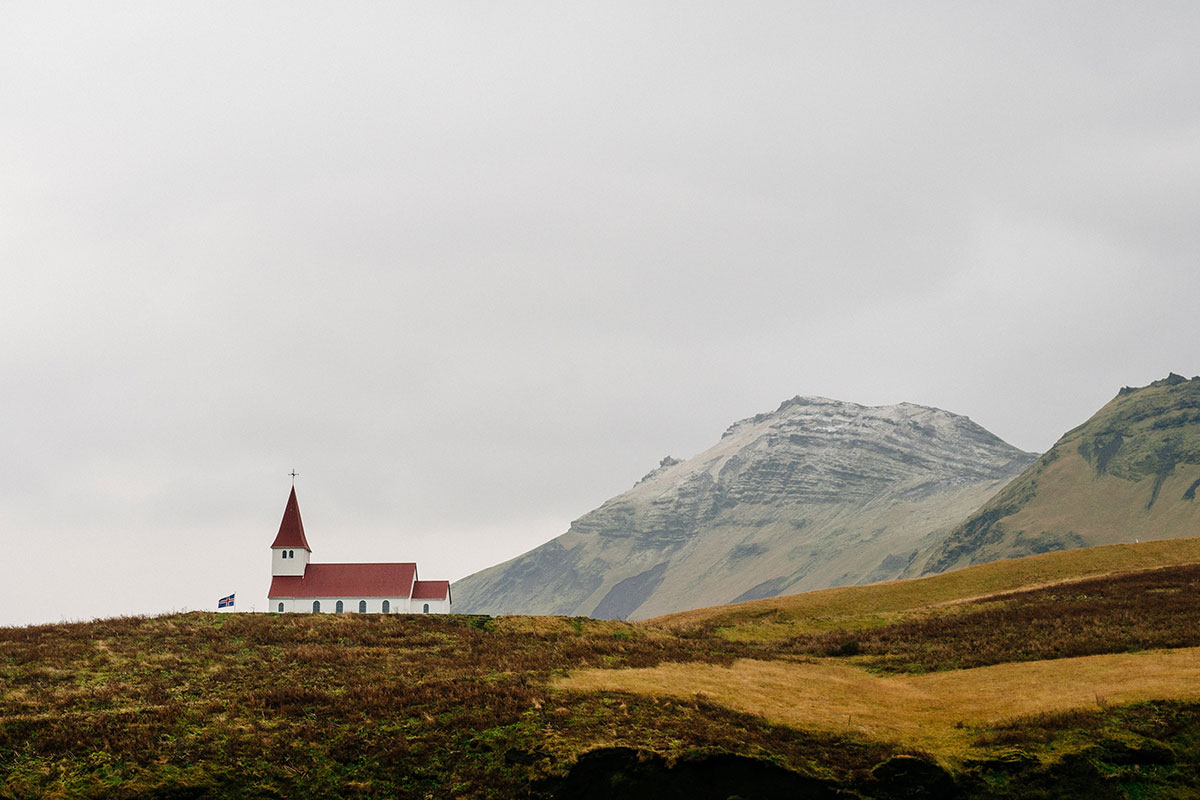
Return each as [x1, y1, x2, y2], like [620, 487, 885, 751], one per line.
[916, 374, 1200, 575]
[452, 397, 1037, 619]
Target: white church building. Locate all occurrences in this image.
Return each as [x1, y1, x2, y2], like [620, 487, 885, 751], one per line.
[267, 487, 451, 614]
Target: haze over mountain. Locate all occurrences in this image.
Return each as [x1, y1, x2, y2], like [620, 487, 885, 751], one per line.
[919, 374, 1200, 574]
[452, 397, 1036, 619]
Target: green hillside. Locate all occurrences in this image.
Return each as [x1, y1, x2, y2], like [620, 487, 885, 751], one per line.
[4, 538, 1200, 798]
[918, 374, 1200, 575]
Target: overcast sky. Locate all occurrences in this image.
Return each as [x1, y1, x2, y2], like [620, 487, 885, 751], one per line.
[3, 2, 1198, 627]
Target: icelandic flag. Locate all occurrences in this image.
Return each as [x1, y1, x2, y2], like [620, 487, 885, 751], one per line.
[218, 593, 235, 609]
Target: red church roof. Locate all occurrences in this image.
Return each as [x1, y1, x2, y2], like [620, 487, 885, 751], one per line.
[412, 580, 451, 601]
[268, 563, 417, 598]
[271, 487, 311, 551]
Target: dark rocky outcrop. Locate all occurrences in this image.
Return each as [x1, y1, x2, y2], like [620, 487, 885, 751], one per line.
[535, 748, 972, 800]
[863, 755, 960, 799]
[533, 747, 846, 800]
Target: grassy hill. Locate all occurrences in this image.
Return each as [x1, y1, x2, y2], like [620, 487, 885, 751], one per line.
[5, 539, 1200, 798]
[916, 374, 1200, 575]
[649, 535, 1200, 641]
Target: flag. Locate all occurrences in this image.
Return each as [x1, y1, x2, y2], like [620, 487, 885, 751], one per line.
[218, 593, 235, 609]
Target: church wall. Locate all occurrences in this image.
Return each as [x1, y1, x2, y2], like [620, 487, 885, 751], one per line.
[268, 596, 450, 614]
[408, 597, 451, 614]
[273, 598, 296, 613]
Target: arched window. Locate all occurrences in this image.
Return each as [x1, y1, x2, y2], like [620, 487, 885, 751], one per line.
[313, 600, 320, 613]
[335, 600, 344, 614]
[289, 550, 294, 558]
[382, 600, 390, 613]
[277, 602, 284, 613]
[358, 600, 367, 613]
[423, 603, 430, 614]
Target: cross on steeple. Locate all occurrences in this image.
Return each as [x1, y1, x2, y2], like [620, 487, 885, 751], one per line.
[289, 470, 299, 485]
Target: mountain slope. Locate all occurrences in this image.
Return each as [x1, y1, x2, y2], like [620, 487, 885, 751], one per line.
[916, 374, 1200, 575]
[453, 396, 1036, 619]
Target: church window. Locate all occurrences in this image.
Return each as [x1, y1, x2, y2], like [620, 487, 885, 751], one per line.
[382, 600, 390, 613]
[277, 602, 284, 613]
[313, 600, 320, 613]
[423, 603, 430, 614]
[289, 550, 294, 558]
[336, 600, 344, 613]
[358, 600, 367, 613]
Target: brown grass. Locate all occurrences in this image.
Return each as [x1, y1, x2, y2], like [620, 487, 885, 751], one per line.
[780, 563, 1200, 672]
[0, 612, 854, 798]
[648, 536, 1200, 643]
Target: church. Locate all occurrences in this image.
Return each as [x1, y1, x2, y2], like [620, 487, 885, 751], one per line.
[267, 486, 451, 614]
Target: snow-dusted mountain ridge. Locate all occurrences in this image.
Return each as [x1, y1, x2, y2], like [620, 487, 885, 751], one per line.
[452, 396, 1037, 619]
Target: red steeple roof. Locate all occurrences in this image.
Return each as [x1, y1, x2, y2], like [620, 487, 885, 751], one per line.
[271, 486, 312, 551]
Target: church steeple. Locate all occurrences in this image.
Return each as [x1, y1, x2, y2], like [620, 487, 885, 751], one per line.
[271, 486, 311, 577]
[271, 486, 311, 552]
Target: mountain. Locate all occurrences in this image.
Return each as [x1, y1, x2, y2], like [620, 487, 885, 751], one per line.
[917, 374, 1200, 575]
[452, 396, 1037, 619]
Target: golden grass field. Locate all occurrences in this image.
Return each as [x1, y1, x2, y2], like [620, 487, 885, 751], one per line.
[554, 647, 1200, 756]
